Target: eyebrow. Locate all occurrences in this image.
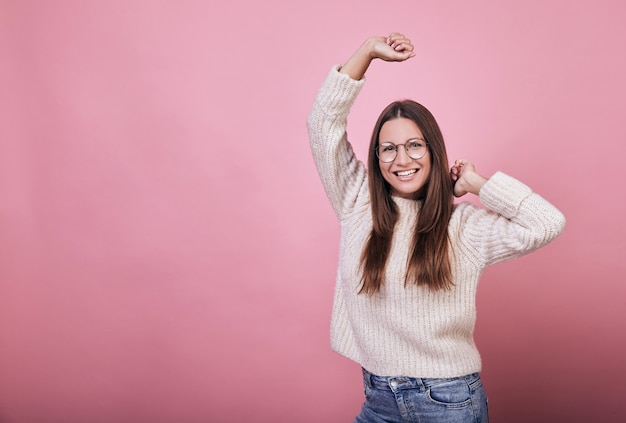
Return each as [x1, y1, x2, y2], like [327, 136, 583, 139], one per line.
[380, 137, 425, 145]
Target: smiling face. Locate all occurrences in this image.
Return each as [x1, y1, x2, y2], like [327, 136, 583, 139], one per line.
[377, 117, 431, 199]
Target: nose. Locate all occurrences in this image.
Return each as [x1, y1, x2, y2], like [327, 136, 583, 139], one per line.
[394, 145, 412, 165]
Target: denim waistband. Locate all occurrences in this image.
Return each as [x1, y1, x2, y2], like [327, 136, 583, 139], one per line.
[362, 367, 480, 392]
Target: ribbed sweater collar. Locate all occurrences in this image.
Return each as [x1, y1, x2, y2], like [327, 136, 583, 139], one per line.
[391, 196, 422, 216]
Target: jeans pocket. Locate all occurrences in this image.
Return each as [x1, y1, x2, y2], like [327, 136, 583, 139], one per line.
[427, 379, 472, 408]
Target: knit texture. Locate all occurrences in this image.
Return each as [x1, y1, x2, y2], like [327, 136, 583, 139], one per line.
[307, 65, 566, 378]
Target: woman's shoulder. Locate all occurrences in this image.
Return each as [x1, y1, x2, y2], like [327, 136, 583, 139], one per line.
[449, 201, 487, 231]
[451, 200, 480, 218]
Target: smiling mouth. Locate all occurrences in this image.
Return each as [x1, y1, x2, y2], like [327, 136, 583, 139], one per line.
[395, 169, 418, 177]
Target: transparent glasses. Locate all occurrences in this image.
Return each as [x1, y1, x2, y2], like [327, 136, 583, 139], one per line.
[375, 139, 428, 163]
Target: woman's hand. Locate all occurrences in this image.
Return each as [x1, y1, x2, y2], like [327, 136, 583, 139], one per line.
[450, 159, 488, 197]
[371, 33, 415, 62]
[340, 32, 415, 80]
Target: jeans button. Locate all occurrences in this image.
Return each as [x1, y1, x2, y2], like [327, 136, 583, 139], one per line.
[390, 380, 397, 388]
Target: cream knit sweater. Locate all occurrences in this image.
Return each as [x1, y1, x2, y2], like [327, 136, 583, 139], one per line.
[307, 66, 566, 378]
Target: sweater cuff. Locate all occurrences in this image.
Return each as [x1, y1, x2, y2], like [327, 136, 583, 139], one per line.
[479, 171, 533, 219]
[313, 65, 366, 114]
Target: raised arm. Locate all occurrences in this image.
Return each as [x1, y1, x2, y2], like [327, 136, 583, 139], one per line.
[452, 170, 566, 267]
[307, 34, 415, 218]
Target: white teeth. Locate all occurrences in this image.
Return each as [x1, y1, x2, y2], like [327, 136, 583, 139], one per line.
[396, 169, 417, 176]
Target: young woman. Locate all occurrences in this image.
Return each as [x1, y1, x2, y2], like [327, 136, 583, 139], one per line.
[307, 33, 566, 423]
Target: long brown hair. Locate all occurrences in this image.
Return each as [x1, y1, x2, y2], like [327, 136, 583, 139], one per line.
[359, 100, 454, 294]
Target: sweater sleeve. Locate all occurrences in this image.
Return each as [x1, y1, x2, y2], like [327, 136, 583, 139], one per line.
[454, 171, 566, 267]
[307, 65, 369, 220]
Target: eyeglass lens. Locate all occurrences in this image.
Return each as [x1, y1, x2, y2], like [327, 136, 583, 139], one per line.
[376, 141, 427, 163]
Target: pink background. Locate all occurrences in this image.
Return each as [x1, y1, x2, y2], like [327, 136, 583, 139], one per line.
[1, 0, 625, 422]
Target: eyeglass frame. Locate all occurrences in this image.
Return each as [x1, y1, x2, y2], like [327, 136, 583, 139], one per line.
[375, 138, 429, 163]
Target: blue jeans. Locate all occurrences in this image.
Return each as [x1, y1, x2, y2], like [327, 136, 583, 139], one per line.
[354, 368, 489, 423]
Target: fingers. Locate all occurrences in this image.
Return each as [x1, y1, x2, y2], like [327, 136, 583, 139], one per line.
[451, 160, 465, 197]
[450, 159, 472, 184]
[450, 167, 459, 181]
[450, 159, 464, 179]
[387, 33, 409, 48]
[386, 32, 415, 58]
[453, 159, 472, 172]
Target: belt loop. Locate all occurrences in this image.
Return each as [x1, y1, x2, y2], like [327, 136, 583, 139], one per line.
[362, 367, 372, 388]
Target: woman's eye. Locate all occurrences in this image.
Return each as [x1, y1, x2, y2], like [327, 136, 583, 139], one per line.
[383, 145, 395, 152]
[409, 142, 422, 149]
